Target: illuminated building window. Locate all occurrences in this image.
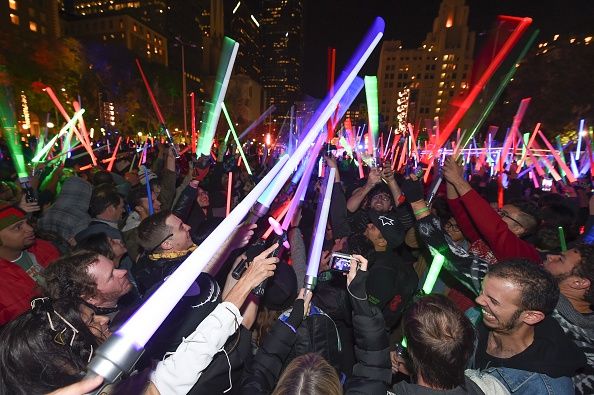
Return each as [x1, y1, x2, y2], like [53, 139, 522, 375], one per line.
[8, 0, 16, 10]
[133, 23, 137, 32]
[29, 21, 37, 31]
[446, 13, 453, 28]
[10, 13, 19, 25]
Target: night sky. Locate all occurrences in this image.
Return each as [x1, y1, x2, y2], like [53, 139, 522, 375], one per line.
[302, 0, 594, 98]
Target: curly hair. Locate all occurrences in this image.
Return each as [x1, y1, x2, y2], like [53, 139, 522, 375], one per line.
[573, 243, 594, 305]
[488, 259, 559, 315]
[42, 250, 100, 301]
[0, 298, 98, 394]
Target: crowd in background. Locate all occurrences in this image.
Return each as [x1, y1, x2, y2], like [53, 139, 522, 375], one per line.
[0, 138, 592, 395]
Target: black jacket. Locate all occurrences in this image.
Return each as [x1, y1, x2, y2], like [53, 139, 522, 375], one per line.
[239, 271, 391, 394]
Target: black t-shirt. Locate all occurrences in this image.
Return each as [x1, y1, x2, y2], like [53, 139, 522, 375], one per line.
[475, 315, 586, 378]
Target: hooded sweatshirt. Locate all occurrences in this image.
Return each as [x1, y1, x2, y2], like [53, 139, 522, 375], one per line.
[37, 176, 92, 242]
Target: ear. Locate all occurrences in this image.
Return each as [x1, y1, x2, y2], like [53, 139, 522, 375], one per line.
[377, 237, 388, 248]
[521, 310, 545, 326]
[569, 276, 591, 291]
[135, 205, 146, 216]
[161, 239, 173, 251]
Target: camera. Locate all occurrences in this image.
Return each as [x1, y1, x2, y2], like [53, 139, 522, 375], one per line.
[330, 252, 354, 273]
[541, 178, 552, 192]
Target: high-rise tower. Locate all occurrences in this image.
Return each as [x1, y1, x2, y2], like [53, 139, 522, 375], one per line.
[378, 0, 475, 128]
[260, 0, 304, 122]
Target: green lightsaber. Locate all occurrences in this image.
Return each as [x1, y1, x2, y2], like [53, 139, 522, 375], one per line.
[558, 226, 567, 252]
[364, 76, 379, 158]
[32, 109, 86, 163]
[221, 103, 252, 175]
[197, 37, 239, 156]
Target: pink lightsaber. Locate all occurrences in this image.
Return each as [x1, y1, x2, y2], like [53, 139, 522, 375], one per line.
[44, 87, 95, 162]
[516, 123, 541, 172]
[226, 171, 233, 217]
[105, 137, 122, 172]
[537, 129, 576, 183]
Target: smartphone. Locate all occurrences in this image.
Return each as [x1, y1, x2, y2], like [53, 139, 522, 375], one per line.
[330, 252, 353, 272]
[541, 178, 552, 192]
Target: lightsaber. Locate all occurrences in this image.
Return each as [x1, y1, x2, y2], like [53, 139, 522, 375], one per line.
[32, 109, 86, 163]
[87, 155, 289, 385]
[256, 17, 384, 210]
[144, 168, 154, 216]
[238, 105, 276, 140]
[422, 251, 446, 294]
[226, 171, 232, 216]
[364, 76, 379, 158]
[558, 226, 567, 252]
[106, 137, 122, 172]
[283, 133, 326, 230]
[456, 29, 539, 157]
[305, 168, 336, 290]
[576, 119, 585, 160]
[72, 100, 97, 165]
[87, 17, 384, 382]
[197, 37, 239, 156]
[190, 92, 197, 154]
[43, 87, 95, 159]
[431, 17, 533, 159]
[517, 122, 542, 172]
[537, 129, 576, 183]
[221, 103, 252, 175]
[135, 59, 179, 157]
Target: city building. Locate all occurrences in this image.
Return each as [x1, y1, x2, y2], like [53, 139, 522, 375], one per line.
[260, 0, 304, 122]
[378, 0, 474, 128]
[228, 0, 261, 83]
[64, 14, 168, 66]
[67, 0, 166, 33]
[1, 0, 61, 39]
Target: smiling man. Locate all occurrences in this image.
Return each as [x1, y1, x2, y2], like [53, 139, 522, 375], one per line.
[42, 251, 133, 317]
[473, 260, 585, 394]
[0, 202, 60, 324]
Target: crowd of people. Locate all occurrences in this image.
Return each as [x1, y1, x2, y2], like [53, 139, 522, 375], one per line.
[0, 139, 592, 395]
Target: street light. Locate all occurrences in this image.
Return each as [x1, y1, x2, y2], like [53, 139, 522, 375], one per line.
[174, 36, 199, 134]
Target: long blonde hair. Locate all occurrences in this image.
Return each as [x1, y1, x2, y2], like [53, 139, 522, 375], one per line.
[272, 353, 342, 395]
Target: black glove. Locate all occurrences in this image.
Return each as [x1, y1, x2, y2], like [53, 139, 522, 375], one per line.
[400, 177, 425, 202]
[286, 298, 305, 329]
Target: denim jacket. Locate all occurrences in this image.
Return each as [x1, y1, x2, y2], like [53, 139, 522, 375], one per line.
[484, 367, 575, 395]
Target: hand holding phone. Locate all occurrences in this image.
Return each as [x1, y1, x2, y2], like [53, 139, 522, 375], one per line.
[330, 252, 355, 272]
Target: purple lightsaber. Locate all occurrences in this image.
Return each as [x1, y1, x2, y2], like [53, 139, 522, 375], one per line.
[305, 167, 336, 290]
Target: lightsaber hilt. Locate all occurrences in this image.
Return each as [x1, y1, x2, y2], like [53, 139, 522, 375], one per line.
[304, 274, 317, 292]
[231, 201, 271, 280]
[251, 231, 287, 296]
[85, 333, 144, 394]
[160, 124, 179, 158]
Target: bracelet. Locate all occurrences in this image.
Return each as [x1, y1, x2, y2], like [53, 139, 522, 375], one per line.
[396, 193, 406, 206]
[414, 207, 430, 216]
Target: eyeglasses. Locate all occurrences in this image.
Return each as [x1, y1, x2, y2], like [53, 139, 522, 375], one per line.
[444, 221, 460, 231]
[496, 209, 524, 229]
[371, 194, 392, 203]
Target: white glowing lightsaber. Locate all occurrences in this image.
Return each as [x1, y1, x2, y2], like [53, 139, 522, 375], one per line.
[282, 133, 326, 231]
[88, 154, 288, 382]
[88, 16, 384, 383]
[32, 109, 85, 163]
[305, 168, 336, 290]
[576, 119, 585, 160]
